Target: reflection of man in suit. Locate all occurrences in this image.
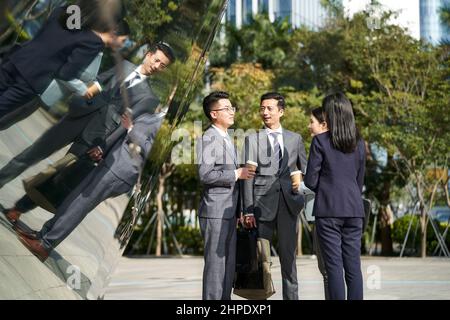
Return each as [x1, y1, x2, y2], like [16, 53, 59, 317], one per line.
[242, 92, 307, 300]
[197, 91, 254, 300]
[1, 43, 175, 224]
[0, 19, 131, 131]
[0, 3, 119, 118]
[17, 110, 166, 261]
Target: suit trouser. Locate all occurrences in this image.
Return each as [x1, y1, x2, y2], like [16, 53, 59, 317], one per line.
[39, 163, 131, 251]
[0, 98, 40, 130]
[315, 217, 363, 300]
[0, 113, 93, 188]
[0, 61, 36, 118]
[258, 192, 299, 300]
[199, 216, 237, 300]
[313, 224, 329, 300]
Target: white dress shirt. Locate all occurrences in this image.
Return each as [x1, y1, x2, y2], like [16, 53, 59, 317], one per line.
[94, 65, 148, 92]
[265, 125, 284, 157]
[212, 125, 239, 181]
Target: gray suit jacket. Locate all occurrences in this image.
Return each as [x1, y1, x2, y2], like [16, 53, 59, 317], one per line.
[243, 128, 307, 221]
[67, 60, 160, 155]
[66, 60, 159, 119]
[197, 126, 240, 220]
[103, 111, 165, 186]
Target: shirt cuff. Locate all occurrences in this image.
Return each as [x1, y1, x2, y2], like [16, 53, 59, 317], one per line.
[127, 125, 134, 134]
[234, 169, 239, 181]
[93, 81, 102, 92]
[244, 213, 254, 217]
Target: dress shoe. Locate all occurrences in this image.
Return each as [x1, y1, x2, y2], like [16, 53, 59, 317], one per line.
[2, 208, 21, 224]
[13, 224, 40, 240]
[18, 235, 49, 262]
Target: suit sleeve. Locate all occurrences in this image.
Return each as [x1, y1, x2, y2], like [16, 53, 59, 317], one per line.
[59, 78, 88, 96]
[242, 135, 255, 215]
[197, 135, 235, 187]
[95, 66, 117, 87]
[297, 134, 307, 174]
[304, 137, 323, 192]
[57, 41, 103, 81]
[102, 126, 127, 154]
[356, 140, 366, 193]
[131, 96, 160, 118]
[127, 118, 163, 159]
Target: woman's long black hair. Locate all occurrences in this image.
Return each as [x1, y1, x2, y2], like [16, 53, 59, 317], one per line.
[322, 92, 358, 153]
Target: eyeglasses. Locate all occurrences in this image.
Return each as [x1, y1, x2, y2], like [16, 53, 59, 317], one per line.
[212, 106, 236, 113]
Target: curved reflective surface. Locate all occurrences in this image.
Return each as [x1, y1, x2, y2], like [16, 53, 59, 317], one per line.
[0, 0, 227, 299]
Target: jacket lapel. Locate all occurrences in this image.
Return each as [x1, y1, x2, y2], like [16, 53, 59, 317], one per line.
[258, 129, 272, 164]
[280, 129, 290, 171]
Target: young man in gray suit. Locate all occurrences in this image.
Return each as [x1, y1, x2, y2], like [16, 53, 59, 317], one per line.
[16, 110, 166, 261]
[1, 43, 174, 223]
[197, 91, 255, 300]
[242, 92, 307, 300]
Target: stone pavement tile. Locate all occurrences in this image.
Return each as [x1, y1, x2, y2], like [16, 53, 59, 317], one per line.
[36, 286, 83, 300]
[104, 256, 450, 300]
[3, 256, 63, 292]
[0, 257, 34, 299]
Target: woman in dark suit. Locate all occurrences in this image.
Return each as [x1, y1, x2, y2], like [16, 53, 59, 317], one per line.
[304, 92, 366, 300]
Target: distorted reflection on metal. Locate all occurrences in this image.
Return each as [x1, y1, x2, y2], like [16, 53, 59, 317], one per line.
[0, 0, 228, 299]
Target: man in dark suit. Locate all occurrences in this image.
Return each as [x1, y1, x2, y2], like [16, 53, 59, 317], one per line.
[242, 92, 307, 300]
[1, 42, 175, 223]
[16, 110, 166, 261]
[0, 4, 113, 118]
[197, 91, 254, 300]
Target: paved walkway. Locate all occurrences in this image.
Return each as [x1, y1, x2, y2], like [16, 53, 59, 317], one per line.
[104, 256, 450, 300]
[0, 109, 128, 299]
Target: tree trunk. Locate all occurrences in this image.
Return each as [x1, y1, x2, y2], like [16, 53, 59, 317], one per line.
[379, 205, 393, 255]
[420, 204, 427, 258]
[155, 174, 166, 256]
[378, 156, 394, 256]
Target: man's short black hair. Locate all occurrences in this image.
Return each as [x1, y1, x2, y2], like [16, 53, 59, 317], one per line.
[147, 41, 176, 63]
[203, 91, 230, 121]
[115, 19, 130, 36]
[260, 92, 285, 109]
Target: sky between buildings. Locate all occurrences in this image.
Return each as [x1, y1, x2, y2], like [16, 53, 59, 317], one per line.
[343, 0, 421, 39]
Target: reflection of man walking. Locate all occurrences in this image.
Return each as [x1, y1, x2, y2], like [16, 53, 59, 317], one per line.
[197, 91, 254, 300]
[1, 43, 174, 224]
[0, 3, 114, 118]
[243, 92, 307, 300]
[17, 111, 166, 262]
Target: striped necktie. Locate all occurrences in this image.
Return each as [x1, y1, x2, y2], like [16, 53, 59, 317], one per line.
[270, 132, 282, 169]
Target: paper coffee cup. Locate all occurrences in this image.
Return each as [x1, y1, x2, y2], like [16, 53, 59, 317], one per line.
[246, 160, 258, 172]
[290, 170, 301, 188]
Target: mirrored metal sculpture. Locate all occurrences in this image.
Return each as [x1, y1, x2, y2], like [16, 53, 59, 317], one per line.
[0, 0, 227, 299]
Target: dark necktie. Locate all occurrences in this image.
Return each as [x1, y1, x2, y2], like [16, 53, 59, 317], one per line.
[115, 72, 141, 96]
[124, 71, 141, 88]
[270, 132, 282, 169]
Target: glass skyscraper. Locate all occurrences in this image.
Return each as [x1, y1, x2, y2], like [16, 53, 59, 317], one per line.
[226, 0, 338, 30]
[420, 0, 450, 44]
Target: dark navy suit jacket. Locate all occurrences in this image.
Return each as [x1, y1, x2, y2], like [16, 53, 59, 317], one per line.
[8, 6, 104, 94]
[304, 131, 365, 218]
